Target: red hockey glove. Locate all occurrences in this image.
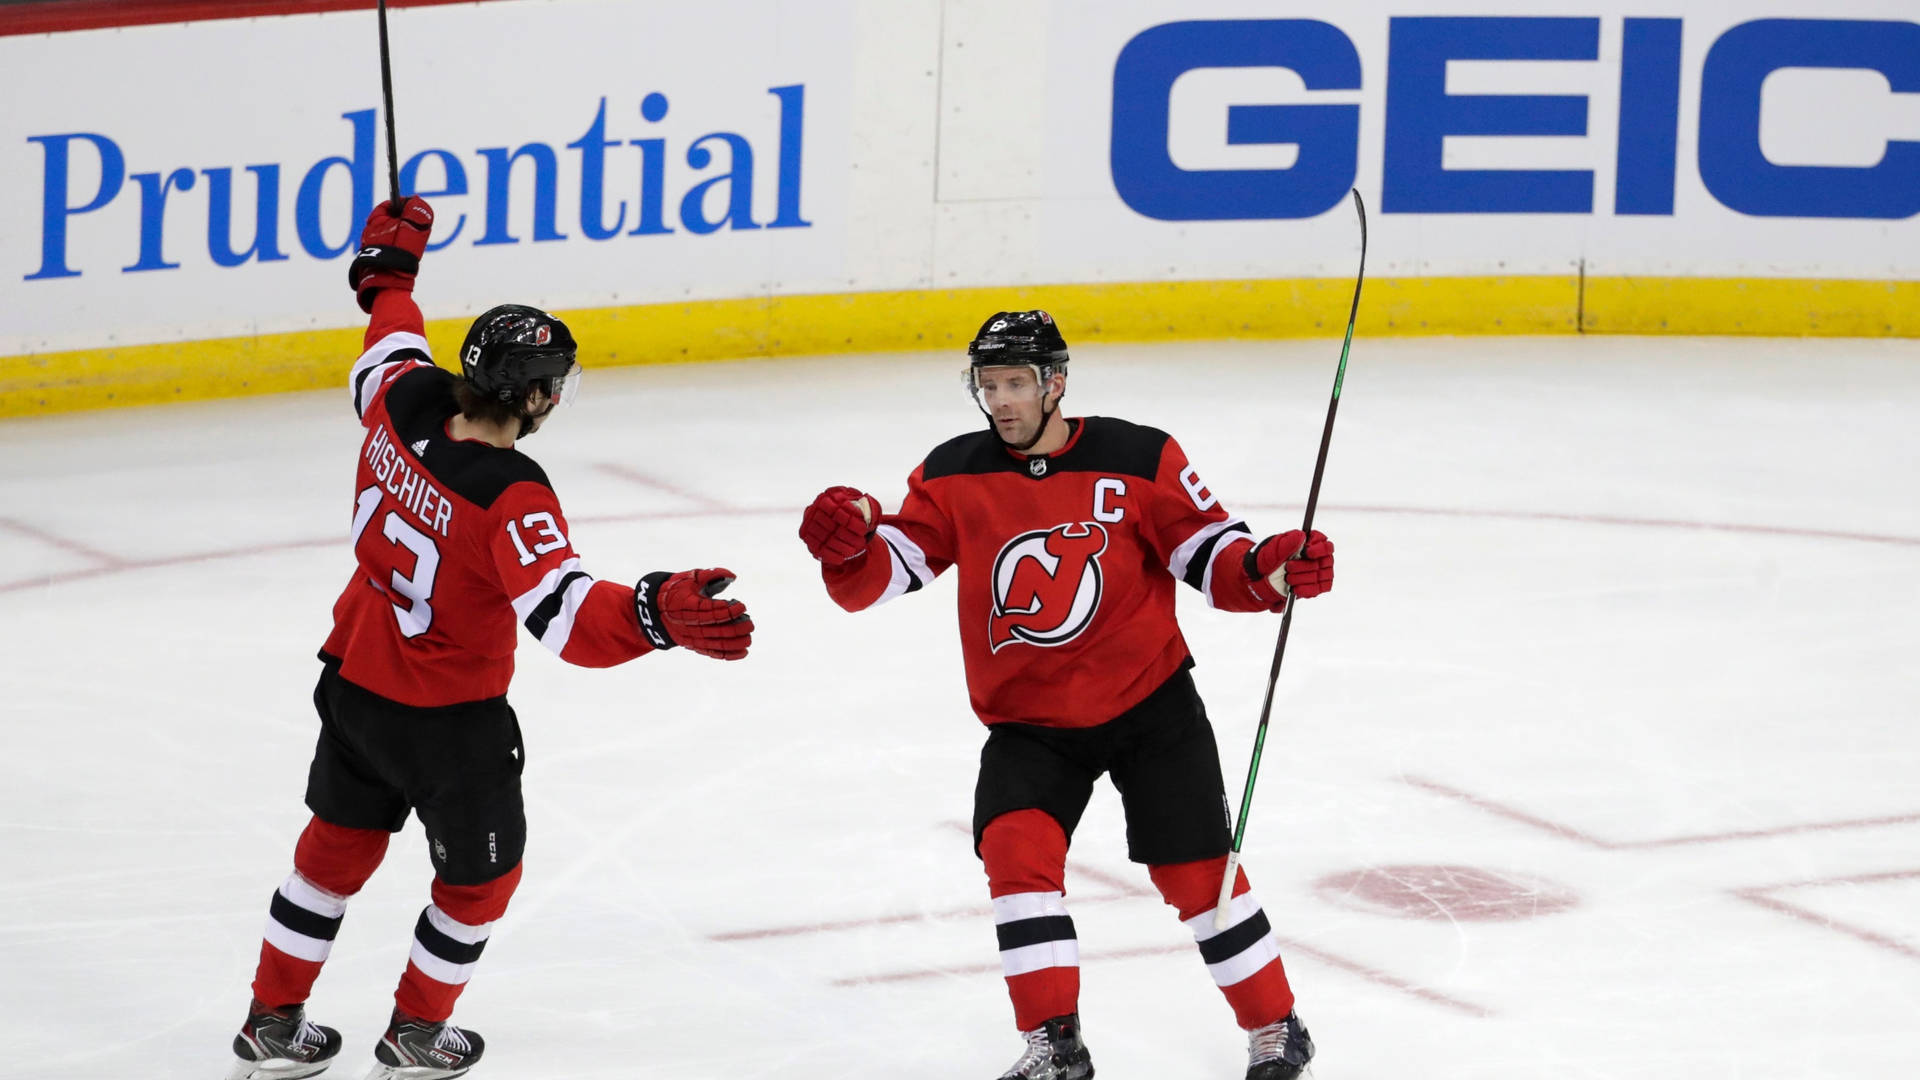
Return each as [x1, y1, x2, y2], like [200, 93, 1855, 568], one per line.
[635, 568, 753, 660]
[1245, 530, 1335, 609]
[798, 486, 878, 565]
[348, 196, 434, 313]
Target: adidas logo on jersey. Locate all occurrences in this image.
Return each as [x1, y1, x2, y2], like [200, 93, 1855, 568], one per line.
[410, 439, 429, 456]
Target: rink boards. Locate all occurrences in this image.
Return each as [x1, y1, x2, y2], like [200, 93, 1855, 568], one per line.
[4, 0, 1920, 416]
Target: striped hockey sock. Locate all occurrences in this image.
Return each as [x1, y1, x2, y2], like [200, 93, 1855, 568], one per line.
[394, 863, 522, 1022]
[250, 816, 389, 1008]
[981, 810, 1079, 1031]
[1149, 857, 1297, 1030]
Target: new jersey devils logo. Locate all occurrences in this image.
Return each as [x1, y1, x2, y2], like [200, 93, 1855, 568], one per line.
[988, 522, 1109, 653]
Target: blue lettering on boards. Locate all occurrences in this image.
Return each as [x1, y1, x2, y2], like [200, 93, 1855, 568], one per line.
[1111, 19, 1362, 221]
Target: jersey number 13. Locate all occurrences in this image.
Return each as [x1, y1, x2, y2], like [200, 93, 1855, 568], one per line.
[350, 485, 440, 638]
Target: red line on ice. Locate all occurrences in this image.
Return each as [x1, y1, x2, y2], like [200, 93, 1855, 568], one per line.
[1732, 869, 1920, 963]
[734, 821, 1488, 1015]
[711, 826, 1145, 941]
[709, 881, 1142, 944]
[4, 501, 1913, 596]
[0, 511, 787, 595]
[0, 516, 125, 567]
[1406, 776, 1920, 850]
[592, 463, 733, 511]
[1239, 502, 1920, 549]
[0, 535, 336, 595]
[830, 938, 1492, 1017]
[710, 902, 993, 943]
[1402, 777, 1617, 849]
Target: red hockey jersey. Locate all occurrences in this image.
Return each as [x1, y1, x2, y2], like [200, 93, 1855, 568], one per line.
[320, 292, 651, 707]
[822, 418, 1275, 728]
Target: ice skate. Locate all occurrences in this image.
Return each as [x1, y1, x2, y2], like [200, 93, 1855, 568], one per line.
[997, 1012, 1094, 1079]
[226, 999, 342, 1080]
[1246, 1010, 1313, 1079]
[362, 1009, 484, 1080]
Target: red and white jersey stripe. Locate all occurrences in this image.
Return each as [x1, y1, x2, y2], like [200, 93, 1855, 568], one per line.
[321, 291, 652, 707]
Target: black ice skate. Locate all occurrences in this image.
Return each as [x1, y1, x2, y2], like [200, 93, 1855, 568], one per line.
[227, 999, 343, 1080]
[364, 1009, 485, 1080]
[998, 1013, 1094, 1079]
[1246, 1010, 1314, 1079]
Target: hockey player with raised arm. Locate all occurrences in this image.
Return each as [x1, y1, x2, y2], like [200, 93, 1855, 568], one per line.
[225, 197, 753, 1080]
[798, 312, 1333, 1080]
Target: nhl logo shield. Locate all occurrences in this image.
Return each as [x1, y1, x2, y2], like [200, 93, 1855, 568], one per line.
[1029, 458, 1048, 477]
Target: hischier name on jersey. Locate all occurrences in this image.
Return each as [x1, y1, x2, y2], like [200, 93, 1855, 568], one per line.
[328, 308, 649, 706]
[798, 310, 1333, 1080]
[228, 195, 752, 1080]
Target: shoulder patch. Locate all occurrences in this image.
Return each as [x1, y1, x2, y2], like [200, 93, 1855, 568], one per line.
[921, 429, 1015, 481]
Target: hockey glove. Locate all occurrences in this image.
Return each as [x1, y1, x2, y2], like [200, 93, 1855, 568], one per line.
[799, 486, 878, 565]
[1245, 530, 1335, 609]
[635, 568, 753, 660]
[347, 196, 434, 313]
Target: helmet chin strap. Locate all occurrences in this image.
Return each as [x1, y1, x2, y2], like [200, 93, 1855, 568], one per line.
[985, 388, 1063, 453]
[516, 395, 557, 438]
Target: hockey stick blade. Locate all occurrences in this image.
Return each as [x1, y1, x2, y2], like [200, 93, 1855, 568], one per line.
[1213, 188, 1367, 931]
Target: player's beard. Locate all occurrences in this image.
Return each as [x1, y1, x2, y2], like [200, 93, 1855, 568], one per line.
[991, 411, 1034, 447]
[992, 397, 1056, 452]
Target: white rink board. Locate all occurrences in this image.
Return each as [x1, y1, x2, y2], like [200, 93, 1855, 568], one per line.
[1032, 0, 1920, 282]
[6, 0, 1920, 355]
[2, 0, 858, 354]
[1, 337, 1917, 1078]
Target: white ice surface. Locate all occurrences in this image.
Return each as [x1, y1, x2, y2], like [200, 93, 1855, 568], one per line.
[1, 336, 1917, 1078]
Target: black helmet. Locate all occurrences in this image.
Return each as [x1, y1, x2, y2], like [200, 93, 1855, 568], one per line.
[963, 311, 1071, 452]
[460, 304, 580, 406]
[967, 310, 1069, 371]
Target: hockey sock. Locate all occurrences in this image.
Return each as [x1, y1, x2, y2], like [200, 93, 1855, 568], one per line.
[1148, 856, 1296, 1030]
[251, 816, 391, 1007]
[394, 861, 523, 1022]
[980, 809, 1079, 1031]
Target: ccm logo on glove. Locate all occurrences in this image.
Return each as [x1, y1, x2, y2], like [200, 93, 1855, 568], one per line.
[634, 568, 753, 660]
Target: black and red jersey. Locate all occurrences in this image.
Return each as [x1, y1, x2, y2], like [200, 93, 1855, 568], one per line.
[321, 292, 650, 707]
[823, 417, 1274, 728]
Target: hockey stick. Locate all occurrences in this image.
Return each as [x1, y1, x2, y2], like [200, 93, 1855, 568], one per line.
[376, 0, 403, 210]
[1213, 188, 1368, 931]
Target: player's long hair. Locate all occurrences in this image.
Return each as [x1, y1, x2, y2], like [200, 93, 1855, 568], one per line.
[452, 376, 525, 428]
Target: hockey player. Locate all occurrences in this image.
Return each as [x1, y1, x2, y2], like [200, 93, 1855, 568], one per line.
[797, 311, 1332, 1079]
[226, 197, 753, 1080]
